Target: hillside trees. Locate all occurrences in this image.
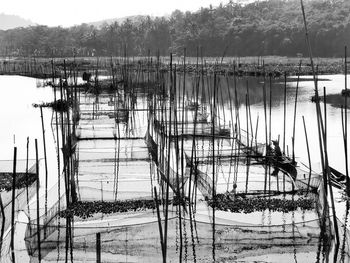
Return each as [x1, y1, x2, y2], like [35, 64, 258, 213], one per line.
[0, 0, 349, 57]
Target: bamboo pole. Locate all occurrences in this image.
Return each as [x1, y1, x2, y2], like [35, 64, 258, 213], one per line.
[245, 94, 249, 148]
[53, 82, 61, 211]
[269, 76, 272, 150]
[0, 193, 5, 258]
[25, 137, 31, 233]
[35, 139, 41, 262]
[233, 66, 241, 140]
[11, 147, 17, 263]
[323, 87, 340, 244]
[302, 116, 312, 195]
[188, 67, 201, 204]
[300, 0, 329, 212]
[344, 46, 349, 194]
[96, 233, 101, 263]
[163, 53, 173, 263]
[211, 74, 217, 262]
[227, 76, 236, 191]
[283, 72, 287, 154]
[60, 79, 69, 207]
[154, 187, 165, 260]
[255, 115, 259, 153]
[65, 79, 76, 203]
[263, 79, 268, 155]
[172, 63, 183, 262]
[180, 48, 188, 262]
[40, 107, 48, 239]
[292, 62, 301, 163]
[246, 81, 253, 137]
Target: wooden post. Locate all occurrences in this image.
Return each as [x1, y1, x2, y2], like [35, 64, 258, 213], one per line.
[51, 59, 55, 85]
[323, 88, 340, 244]
[35, 139, 41, 262]
[0, 193, 5, 258]
[60, 79, 69, 207]
[11, 147, 17, 263]
[40, 107, 48, 239]
[211, 74, 217, 262]
[302, 116, 312, 195]
[154, 187, 165, 260]
[164, 53, 173, 263]
[283, 72, 287, 154]
[96, 233, 101, 263]
[263, 80, 268, 155]
[269, 76, 272, 148]
[26, 137, 32, 235]
[245, 94, 249, 148]
[292, 62, 301, 163]
[344, 46, 349, 194]
[255, 115, 259, 152]
[53, 82, 61, 213]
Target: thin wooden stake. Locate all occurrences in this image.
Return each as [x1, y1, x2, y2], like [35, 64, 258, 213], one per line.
[96, 233, 101, 263]
[154, 187, 165, 261]
[283, 72, 287, 154]
[0, 193, 5, 258]
[35, 139, 41, 262]
[302, 116, 312, 195]
[292, 62, 301, 163]
[344, 46, 349, 194]
[11, 147, 17, 263]
[40, 106, 48, 239]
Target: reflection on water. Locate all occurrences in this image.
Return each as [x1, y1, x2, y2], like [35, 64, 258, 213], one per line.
[1, 73, 350, 262]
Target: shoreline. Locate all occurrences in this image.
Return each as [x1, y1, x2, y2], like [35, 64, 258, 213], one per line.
[0, 56, 346, 78]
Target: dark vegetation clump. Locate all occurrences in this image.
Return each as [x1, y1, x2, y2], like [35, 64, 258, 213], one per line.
[33, 99, 70, 112]
[60, 198, 190, 219]
[208, 193, 314, 213]
[0, 172, 37, 191]
[60, 200, 158, 219]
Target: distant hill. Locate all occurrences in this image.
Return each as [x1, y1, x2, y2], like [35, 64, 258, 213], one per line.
[0, 13, 35, 30]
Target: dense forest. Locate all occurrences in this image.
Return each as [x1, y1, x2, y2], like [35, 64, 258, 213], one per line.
[0, 0, 349, 58]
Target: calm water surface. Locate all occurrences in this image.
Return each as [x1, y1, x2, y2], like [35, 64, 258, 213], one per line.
[1, 74, 350, 262]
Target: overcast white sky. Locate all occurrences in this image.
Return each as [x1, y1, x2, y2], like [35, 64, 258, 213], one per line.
[2, 0, 231, 27]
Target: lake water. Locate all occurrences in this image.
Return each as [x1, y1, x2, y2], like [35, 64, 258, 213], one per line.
[1, 73, 350, 262]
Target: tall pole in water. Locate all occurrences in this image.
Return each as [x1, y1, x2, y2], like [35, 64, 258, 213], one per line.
[302, 116, 312, 195]
[344, 46, 349, 194]
[40, 106, 48, 239]
[0, 192, 5, 259]
[211, 73, 217, 262]
[283, 72, 287, 154]
[300, 0, 339, 244]
[164, 53, 173, 263]
[292, 62, 301, 163]
[35, 139, 41, 262]
[11, 147, 17, 263]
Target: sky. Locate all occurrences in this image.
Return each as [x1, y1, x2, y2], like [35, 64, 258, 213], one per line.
[1, 0, 232, 27]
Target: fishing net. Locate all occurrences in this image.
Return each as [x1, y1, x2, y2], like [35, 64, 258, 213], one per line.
[20, 208, 338, 263]
[75, 93, 148, 140]
[76, 138, 154, 202]
[0, 158, 38, 259]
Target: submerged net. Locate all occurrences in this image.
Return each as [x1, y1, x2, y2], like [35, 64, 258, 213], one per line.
[21, 210, 337, 262]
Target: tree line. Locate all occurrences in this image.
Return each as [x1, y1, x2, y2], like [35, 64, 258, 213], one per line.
[0, 0, 349, 58]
